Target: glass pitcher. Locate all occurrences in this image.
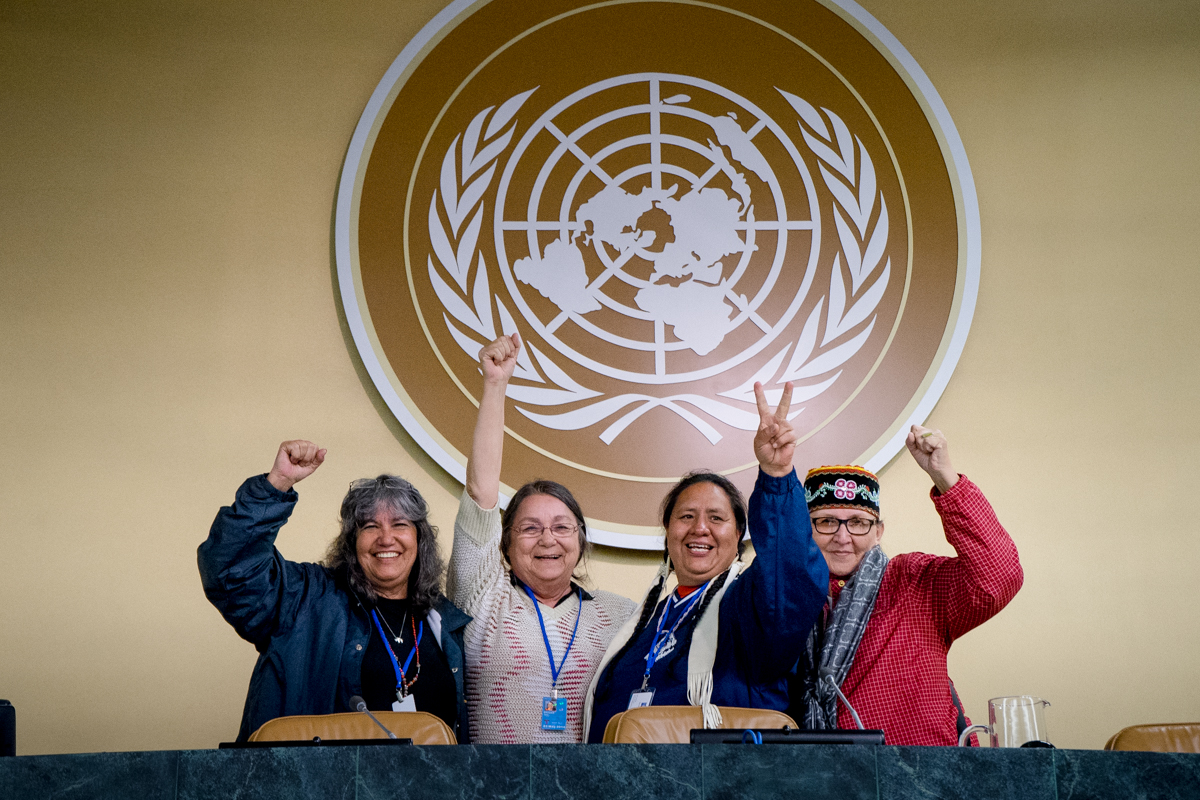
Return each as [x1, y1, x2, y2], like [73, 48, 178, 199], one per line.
[958, 696, 1051, 747]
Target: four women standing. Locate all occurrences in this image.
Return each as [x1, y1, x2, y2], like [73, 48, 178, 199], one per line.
[201, 337, 1017, 745]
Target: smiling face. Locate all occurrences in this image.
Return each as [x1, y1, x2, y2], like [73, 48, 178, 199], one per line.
[355, 506, 419, 599]
[506, 493, 582, 604]
[666, 481, 741, 587]
[810, 507, 883, 577]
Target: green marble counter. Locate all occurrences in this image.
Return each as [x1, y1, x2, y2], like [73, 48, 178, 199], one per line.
[1, 743, 1198, 800]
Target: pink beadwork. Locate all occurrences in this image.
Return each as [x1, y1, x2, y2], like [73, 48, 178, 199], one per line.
[833, 478, 858, 500]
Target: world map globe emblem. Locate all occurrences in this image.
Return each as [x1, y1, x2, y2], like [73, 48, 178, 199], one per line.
[494, 74, 822, 385]
[341, 0, 978, 545]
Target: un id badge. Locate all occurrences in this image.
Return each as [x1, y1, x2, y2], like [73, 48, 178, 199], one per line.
[541, 696, 567, 730]
[627, 688, 655, 710]
[392, 692, 417, 712]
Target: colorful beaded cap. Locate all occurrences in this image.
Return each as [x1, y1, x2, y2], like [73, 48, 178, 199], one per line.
[803, 465, 881, 515]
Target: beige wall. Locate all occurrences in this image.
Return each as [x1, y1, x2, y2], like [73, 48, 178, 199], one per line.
[1, 0, 1197, 754]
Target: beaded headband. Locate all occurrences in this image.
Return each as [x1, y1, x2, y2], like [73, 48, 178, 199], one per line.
[803, 465, 880, 516]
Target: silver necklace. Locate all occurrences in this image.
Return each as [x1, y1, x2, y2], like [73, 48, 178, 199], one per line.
[377, 607, 408, 645]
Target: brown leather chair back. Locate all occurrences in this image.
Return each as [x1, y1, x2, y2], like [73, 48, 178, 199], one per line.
[1104, 723, 1200, 753]
[248, 711, 457, 745]
[602, 706, 798, 744]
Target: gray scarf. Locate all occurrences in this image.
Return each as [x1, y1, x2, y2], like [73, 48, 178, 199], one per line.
[799, 545, 889, 729]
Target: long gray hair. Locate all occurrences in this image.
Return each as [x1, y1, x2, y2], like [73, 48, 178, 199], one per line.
[324, 475, 445, 612]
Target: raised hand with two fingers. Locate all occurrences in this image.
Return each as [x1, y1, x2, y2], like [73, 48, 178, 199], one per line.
[753, 381, 797, 478]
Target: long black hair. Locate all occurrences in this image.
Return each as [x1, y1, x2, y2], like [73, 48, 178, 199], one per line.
[324, 474, 445, 613]
[595, 471, 746, 698]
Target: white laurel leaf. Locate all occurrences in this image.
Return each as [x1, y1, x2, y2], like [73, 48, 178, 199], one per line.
[717, 343, 792, 403]
[495, 299, 541, 382]
[672, 395, 766, 431]
[428, 256, 485, 337]
[830, 112, 855, 182]
[794, 317, 876, 380]
[456, 203, 485, 281]
[528, 343, 597, 396]
[780, 300, 824, 383]
[485, 86, 538, 140]
[823, 253, 848, 346]
[602, 398, 723, 445]
[428, 194, 464, 290]
[801, 129, 848, 181]
[859, 196, 889, 292]
[471, 252, 496, 341]
[445, 314, 487, 364]
[456, 163, 497, 232]
[816, 164, 864, 236]
[506, 384, 600, 405]
[837, 259, 890, 335]
[517, 395, 650, 433]
[788, 373, 841, 403]
[833, 206, 864, 293]
[857, 138, 877, 224]
[470, 129, 517, 179]
[821, 164, 867, 238]
[440, 135, 461, 226]
[461, 106, 489, 181]
[777, 89, 830, 141]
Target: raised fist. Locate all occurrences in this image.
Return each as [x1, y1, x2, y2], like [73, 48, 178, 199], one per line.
[479, 333, 521, 386]
[266, 440, 327, 492]
[905, 425, 958, 493]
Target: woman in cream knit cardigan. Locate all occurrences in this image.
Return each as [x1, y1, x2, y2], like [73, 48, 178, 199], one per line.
[448, 333, 634, 743]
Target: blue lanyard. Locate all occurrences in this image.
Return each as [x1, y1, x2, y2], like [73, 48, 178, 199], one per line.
[641, 581, 710, 690]
[523, 585, 583, 699]
[370, 608, 423, 695]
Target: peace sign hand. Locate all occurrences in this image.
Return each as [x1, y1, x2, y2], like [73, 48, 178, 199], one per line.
[753, 381, 796, 478]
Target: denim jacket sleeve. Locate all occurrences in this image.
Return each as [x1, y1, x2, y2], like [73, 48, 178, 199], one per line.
[197, 474, 329, 650]
[720, 468, 829, 680]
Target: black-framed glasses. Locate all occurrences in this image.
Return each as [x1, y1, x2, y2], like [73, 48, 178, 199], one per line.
[811, 517, 878, 536]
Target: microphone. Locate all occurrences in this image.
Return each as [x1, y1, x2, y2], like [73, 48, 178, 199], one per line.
[349, 696, 398, 739]
[820, 672, 866, 730]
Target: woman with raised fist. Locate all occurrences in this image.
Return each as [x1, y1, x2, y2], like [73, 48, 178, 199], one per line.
[199, 441, 469, 742]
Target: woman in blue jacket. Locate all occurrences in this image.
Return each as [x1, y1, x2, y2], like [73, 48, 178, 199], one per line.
[198, 440, 470, 742]
[583, 384, 828, 741]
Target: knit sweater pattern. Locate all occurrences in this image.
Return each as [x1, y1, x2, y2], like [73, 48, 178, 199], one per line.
[449, 491, 635, 743]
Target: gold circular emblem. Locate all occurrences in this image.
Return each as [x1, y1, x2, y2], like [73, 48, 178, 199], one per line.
[336, 0, 979, 548]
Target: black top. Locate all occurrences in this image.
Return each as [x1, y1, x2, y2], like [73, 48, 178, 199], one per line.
[361, 597, 457, 730]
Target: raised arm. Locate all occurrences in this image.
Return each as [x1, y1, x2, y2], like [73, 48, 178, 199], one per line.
[198, 441, 329, 646]
[465, 333, 521, 510]
[724, 383, 828, 677]
[908, 426, 1023, 639]
[905, 425, 958, 494]
[753, 380, 797, 478]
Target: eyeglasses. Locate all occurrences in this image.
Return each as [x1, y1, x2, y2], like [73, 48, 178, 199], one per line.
[811, 517, 879, 536]
[514, 523, 579, 539]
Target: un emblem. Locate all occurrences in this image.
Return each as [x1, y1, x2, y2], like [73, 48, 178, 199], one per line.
[337, 0, 979, 547]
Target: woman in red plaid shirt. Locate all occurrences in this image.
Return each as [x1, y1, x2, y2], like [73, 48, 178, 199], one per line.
[788, 425, 1023, 746]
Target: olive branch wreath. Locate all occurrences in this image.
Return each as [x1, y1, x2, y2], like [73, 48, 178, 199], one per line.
[427, 86, 891, 445]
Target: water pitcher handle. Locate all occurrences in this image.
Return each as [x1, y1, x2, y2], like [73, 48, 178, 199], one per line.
[958, 724, 989, 747]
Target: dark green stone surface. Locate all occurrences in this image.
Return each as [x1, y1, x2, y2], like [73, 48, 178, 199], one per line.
[3, 744, 1200, 800]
